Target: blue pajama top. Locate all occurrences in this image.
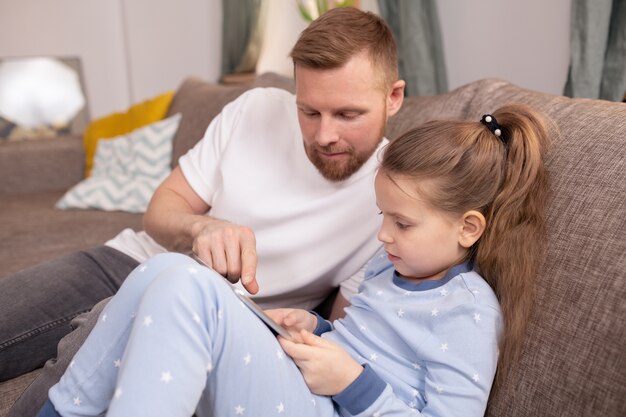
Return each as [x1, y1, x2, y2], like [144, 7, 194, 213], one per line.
[318, 248, 503, 417]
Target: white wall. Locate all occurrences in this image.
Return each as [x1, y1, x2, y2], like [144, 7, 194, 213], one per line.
[438, 0, 571, 95]
[0, 0, 222, 119]
[0, 0, 571, 119]
[122, 0, 222, 104]
[257, 0, 571, 96]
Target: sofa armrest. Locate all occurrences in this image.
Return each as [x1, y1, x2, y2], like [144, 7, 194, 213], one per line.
[0, 134, 85, 195]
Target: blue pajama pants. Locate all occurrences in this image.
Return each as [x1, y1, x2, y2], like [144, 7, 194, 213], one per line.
[45, 253, 336, 417]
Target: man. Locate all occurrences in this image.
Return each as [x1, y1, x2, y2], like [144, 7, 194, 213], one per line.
[5, 7, 405, 416]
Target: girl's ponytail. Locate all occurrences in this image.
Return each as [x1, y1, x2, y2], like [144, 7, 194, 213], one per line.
[476, 104, 551, 389]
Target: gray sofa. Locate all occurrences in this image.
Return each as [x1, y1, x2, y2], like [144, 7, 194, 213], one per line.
[1, 73, 624, 417]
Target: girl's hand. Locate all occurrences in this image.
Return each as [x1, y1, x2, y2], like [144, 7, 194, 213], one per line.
[264, 308, 317, 341]
[278, 330, 364, 396]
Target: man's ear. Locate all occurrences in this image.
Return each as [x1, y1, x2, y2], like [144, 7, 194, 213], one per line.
[458, 210, 486, 248]
[386, 79, 405, 117]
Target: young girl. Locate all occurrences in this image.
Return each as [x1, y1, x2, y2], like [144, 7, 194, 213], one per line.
[37, 103, 550, 417]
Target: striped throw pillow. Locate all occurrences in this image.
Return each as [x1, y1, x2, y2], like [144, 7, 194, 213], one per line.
[56, 113, 181, 213]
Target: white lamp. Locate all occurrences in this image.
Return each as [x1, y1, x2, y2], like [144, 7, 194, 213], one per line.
[0, 57, 85, 129]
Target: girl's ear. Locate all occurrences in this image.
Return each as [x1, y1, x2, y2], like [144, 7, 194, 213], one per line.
[458, 210, 486, 248]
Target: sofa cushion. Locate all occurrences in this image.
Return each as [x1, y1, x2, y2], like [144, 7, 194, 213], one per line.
[0, 191, 143, 277]
[56, 114, 181, 213]
[83, 91, 174, 177]
[0, 134, 84, 195]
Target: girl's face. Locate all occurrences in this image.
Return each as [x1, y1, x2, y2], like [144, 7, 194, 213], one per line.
[374, 172, 468, 281]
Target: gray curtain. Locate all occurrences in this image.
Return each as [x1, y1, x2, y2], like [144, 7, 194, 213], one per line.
[377, 0, 448, 96]
[221, 0, 266, 77]
[564, 0, 626, 102]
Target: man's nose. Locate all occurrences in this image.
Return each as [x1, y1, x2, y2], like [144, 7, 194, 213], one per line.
[315, 115, 340, 146]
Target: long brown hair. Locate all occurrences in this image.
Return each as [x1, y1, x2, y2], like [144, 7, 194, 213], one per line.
[380, 103, 551, 390]
[289, 7, 398, 92]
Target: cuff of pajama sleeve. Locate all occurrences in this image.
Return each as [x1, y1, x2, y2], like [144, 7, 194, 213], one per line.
[332, 363, 387, 415]
[310, 311, 333, 336]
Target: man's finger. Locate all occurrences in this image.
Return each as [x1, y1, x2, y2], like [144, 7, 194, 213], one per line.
[223, 238, 242, 283]
[240, 232, 258, 293]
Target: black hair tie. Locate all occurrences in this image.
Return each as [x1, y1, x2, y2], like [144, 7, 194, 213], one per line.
[480, 114, 507, 144]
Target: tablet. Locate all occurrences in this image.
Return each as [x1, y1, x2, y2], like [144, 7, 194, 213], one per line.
[189, 253, 292, 340]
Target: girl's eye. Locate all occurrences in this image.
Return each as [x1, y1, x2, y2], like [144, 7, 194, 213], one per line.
[395, 222, 409, 230]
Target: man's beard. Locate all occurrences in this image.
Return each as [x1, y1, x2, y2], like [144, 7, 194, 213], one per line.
[304, 141, 380, 182]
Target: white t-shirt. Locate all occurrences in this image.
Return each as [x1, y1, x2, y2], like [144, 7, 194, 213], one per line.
[107, 87, 385, 309]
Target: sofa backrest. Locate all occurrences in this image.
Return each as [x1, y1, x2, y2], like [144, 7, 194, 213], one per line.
[396, 80, 626, 416]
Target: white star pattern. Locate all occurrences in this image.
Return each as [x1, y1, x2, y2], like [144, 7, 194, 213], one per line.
[373, 412, 382, 417]
[113, 359, 121, 368]
[218, 309, 224, 319]
[359, 325, 367, 332]
[234, 405, 245, 415]
[431, 308, 439, 317]
[69, 360, 75, 369]
[276, 349, 284, 360]
[192, 312, 201, 323]
[411, 389, 419, 397]
[440, 343, 449, 352]
[473, 373, 480, 382]
[143, 315, 153, 327]
[139, 265, 148, 272]
[114, 388, 123, 399]
[160, 371, 173, 383]
[101, 313, 107, 322]
[311, 398, 316, 406]
[206, 362, 213, 373]
[472, 289, 480, 294]
[412, 362, 422, 370]
[276, 402, 285, 413]
[187, 267, 198, 274]
[439, 287, 449, 296]
[436, 385, 444, 394]
[376, 290, 384, 296]
[474, 313, 481, 323]
[397, 309, 405, 318]
[370, 353, 379, 361]
[243, 353, 252, 365]
[404, 290, 412, 296]
[73, 397, 81, 406]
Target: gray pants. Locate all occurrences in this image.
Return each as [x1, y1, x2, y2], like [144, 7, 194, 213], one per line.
[1, 246, 138, 417]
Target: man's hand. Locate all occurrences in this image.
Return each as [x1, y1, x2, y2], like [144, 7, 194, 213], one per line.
[278, 330, 364, 396]
[192, 218, 259, 294]
[265, 308, 317, 341]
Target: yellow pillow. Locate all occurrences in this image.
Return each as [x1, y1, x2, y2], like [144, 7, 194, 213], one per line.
[83, 91, 175, 176]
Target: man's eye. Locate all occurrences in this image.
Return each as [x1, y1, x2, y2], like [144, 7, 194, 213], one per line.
[339, 112, 358, 120]
[299, 108, 319, 117]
